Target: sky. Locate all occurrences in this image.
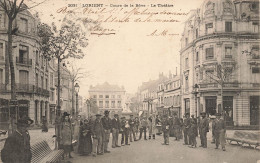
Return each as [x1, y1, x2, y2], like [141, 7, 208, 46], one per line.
[32, 0, 205, 98]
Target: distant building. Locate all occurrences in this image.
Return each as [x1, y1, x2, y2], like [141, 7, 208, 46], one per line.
[180, 0, 260, 127]
[88, 82, 126, 117]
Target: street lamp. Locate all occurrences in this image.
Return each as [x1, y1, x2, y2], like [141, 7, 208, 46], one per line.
[193, 84, 199, 118]
[74, 83, 80, 116]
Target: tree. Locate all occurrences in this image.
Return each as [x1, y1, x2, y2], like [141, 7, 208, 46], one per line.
[202, 62, 237, 115]
[37, 13, 88, 149]
[86, 98, 98, 116]
[129, 96, 142, 114]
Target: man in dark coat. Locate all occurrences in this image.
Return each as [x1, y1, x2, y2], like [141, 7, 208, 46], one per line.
[92, 114, 104, 156]
[213, 113, 226, 151]
[101, 110, 112, 153]
[111, 114, 121, 148]
[129, 115, 137, 142]
[183, 113, 191, 145]
[1, 117, 33, 163]
[199, 112, 209, 148]
[120, 117, 129, 145]
[172, 113, 181, 141]
[161, 115, 171, 145]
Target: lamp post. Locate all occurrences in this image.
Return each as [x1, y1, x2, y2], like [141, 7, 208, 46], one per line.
[74, 83, 80, 117]
[193, 84, 199, 118]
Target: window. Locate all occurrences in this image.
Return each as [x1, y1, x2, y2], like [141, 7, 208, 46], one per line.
[118, 101, 121, 107]
[185, 58, 189, 69]
[105, 101, 109, 108]
[253, 22, 259, 33]
[45, 78, 48, 89]
[225, 47, 232, 58]
[41, 76, 44, 88]
[99, 95, 103, 98]
[36, 50, 39, 65]
[51, 91, 54, 101]
[93, 95, 97, 98]
[225, 22, 232, 32]
[250, 2, 259, 11]
[0, 43, 3, 59]
[196, 52, 199, 62]
[19, 45, 29, 64]
[20, 18, 28, 33]
[196, 28, 198, 38]
[19, 70, 29, 85]
[99, 101, 103, 108]
[185, 76, 189, 92]
[206, 47, 214, 60]
[35, 73, 38, 87]
[118, 95, 121, 99]
[111, 95, 115, 98]
[252, 67, 260, 73]
[185, 38, 188, 46]
[224, 68, 233, 81]
[111, 101, 115, 108]
[205, 23, 213, 34]
[206, 70, 214, 82]
[0, 69, 3, 84]
[200, 71, 203, 80]
[252, 45, 259, 59]
[105, 95, 109, 98]
[50, 73, 53, 87]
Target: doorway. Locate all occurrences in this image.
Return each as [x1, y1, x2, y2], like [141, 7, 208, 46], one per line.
[250, 96, 260, 125]
[205, 96, 217, 116]
[223, 96, 233, 126]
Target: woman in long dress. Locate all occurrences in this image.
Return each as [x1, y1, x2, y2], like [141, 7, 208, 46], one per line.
[61, 112, 73, 158]
[78, 119, 93, 156]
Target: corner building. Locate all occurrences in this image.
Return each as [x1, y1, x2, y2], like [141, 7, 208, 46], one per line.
[180, 0, 259, 127]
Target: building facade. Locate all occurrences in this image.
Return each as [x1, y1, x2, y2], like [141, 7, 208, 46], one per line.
[88, 82, 126, 117]
[180, 0, 260, 126]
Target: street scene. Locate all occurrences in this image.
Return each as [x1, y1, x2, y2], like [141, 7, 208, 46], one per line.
[0, 0, 260, 162]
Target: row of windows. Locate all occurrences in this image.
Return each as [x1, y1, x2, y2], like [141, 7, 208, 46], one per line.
[98, 101, 122, 108]
[164, 95, 181, 106]
[165, 80, 180, 91]
[93, 95, 121, 99]
[0, 14, 30, 33]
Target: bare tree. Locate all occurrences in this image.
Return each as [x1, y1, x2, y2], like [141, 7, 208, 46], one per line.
[201, 62, 237, 114]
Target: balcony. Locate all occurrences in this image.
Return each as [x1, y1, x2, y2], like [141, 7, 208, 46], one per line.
[16, 57, 32, 66]
[16, 83, 34, 93]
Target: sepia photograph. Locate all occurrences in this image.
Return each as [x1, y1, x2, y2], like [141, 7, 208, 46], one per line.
[0, 0, 259, 162]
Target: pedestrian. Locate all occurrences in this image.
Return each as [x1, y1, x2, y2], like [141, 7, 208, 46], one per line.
[213, 113, 226, 151]
[92, 114, 104, 156]
[199, 112, 209, 148]
[111, 114, 121, 148]
[61, 112, 73, 159]
[189, 118, 197, 148]
[129, 115, 137, 142]
[72, 115, 83, 154]
[101, 110, 112, 153]
[134, 117, 140, 137]
[211, 116, 216, 144]
[120, 117, 129, 146]
[155, 115, 162, 135]
[139, 117, 148, 140]
[124, 120, 131, 145]
[148, 114, 156, 139]
[41, 116, 48, 132]
[172, 113, 181, 141]
[183, 113, 191, 145]
[78, 119, 92, 156]
[161, 115, 170, 145]
[1, 117, 33, 163]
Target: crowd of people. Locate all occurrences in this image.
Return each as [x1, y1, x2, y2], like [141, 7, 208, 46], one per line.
[0, 110, 226, 162]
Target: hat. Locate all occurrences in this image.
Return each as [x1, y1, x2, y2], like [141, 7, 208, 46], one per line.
[63, 112, 70, 117]
[216, 113, 221, 116]
[16, 117, 34, 127]
[104, 110, 110, 114]
[96, 114, 102, 117]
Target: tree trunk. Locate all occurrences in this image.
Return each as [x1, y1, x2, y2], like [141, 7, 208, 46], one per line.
[57, 57, 61, 115]
[7, 18, 16, 100]
[5, 41, 9, 90]
[221, 84, 223, 115]
[72, 80, 75, 116]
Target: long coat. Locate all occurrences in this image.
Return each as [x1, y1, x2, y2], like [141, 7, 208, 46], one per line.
[61, 122, 73, 146]
[78, 123, 92, 155]
[1, 130, 31, 163]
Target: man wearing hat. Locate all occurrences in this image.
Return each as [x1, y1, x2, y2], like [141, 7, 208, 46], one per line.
[101, 110, 112, 153]
[129, 115, 137, 142]
[92, 114, 104, 156]
[161, 115, 171, 145]
[1, 117, 33, 163]
[213, 113, 226, 151]
[172, 113, 181, 141]
[183, 113, 191, 145]
[111, 114, 121, 148]
[199, 112, 209, 148]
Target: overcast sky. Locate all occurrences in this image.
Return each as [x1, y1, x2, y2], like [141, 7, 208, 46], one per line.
[33, 0, 205, 98]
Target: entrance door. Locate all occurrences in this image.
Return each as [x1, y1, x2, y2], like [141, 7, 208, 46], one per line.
[223, 96, 233, 126]
[205, 96, 217, 116]
[184, 99, 190, 115]
[250, 96, 260, 125]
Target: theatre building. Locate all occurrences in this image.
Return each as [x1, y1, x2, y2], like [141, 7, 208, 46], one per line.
[180, 0, 259, 127]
